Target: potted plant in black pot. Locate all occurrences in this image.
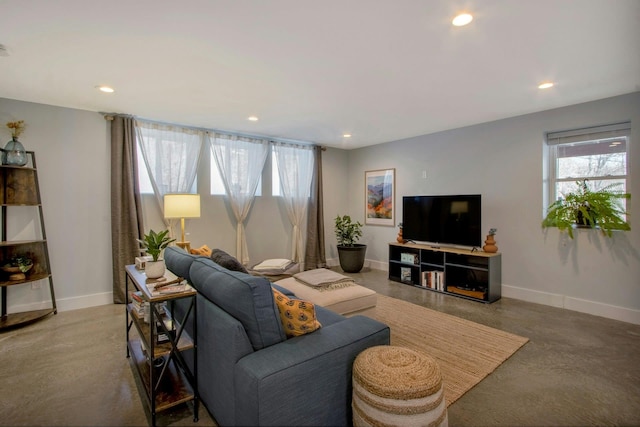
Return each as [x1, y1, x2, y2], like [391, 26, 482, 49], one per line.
[542, 179, 631, 239]
[334, 214, 366, 273]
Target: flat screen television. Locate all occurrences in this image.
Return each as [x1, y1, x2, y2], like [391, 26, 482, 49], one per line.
[402, 195, 482, 248]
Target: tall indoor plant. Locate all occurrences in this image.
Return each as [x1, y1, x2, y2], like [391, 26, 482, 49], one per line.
[542, 179, 631, 239]
[137, 229, 176, 278]
[334, 215, 366, 273]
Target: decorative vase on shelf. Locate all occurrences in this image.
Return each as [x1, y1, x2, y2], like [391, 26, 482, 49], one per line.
[3, 137, 27, 166]
[397, 227, 406, 244]
[483, 235, 498, 253]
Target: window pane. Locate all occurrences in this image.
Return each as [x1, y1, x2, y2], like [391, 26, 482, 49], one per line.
[138, 142, 196, 194]
[137, 143, 154, 194]
[546, 125, 629, 213]
[272, 151, 281, 196]
[557, 138, 627, 179]
[556, 178, 626, 199]
[210, 150, 261, 196]
[210, 150, 226, 195]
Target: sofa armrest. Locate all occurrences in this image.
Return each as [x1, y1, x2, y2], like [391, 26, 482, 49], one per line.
[234, 315, 390, 427]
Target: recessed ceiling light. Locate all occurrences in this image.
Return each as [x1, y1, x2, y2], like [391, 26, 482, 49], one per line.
[96, 85, 115, 93]
[247, 116, 259, 121]
[452, 13, 473, 26]
[343, 133, 352, 138]
[538, 82, 554, 89]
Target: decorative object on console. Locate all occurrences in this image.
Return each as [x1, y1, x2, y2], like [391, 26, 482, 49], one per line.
[335, 214, 367, 273]
[2, 255, 33, 280]
[365, 168, 395, 226]
[482, 228, 498, 253]
[163, 193, 201, 252]
[396, 222, 406, 243]
[542, 179, 630, 239]
[136, 229, 176, 279]
[3, 120, 27, 166]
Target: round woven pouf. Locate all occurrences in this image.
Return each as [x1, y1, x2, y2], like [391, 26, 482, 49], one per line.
[352, 345, 448, 427]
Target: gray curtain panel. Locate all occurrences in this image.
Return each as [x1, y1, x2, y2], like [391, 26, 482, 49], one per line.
[304, 145, 326, 270]
[110, 115, 144, 303]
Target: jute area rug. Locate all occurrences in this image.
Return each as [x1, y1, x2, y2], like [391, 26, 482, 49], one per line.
[362, 294, 529, 407]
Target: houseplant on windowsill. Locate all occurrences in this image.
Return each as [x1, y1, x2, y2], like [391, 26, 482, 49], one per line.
[137, 229, 176, 279]
[335, 215, 366, 273]
[542, 179, 631, 239]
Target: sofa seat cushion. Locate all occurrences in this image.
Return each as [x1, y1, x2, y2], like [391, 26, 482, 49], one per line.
[189, 258, 286, 350]
[275, 277, 377, 315]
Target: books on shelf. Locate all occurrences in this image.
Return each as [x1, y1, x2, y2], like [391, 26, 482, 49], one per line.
[145, 274, 189, 296]
[129, 291, 166, 322]
[400, 267, 412, 283]
[421, 270, 444, 291]
[155, 316, 176, 344]
[400, 252, 419, 264]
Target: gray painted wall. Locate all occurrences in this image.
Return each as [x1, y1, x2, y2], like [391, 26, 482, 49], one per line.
[346, 92, 640, 323]
[0, 97, 113, 312]
[1, 92, 638, 324]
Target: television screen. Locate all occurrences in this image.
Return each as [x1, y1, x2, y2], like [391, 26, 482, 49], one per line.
[402, 195, 482, 247]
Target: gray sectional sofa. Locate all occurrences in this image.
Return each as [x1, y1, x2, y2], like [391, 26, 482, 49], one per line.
[164, 246, 390, 426]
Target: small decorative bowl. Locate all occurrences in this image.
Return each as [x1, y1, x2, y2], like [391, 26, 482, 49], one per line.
[2, 264, 33, 280]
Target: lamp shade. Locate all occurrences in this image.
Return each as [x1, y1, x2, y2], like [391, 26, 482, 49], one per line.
[164, 194, 201, 218]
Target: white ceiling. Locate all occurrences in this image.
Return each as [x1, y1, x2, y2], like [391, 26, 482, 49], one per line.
[1, 0, 639, 149]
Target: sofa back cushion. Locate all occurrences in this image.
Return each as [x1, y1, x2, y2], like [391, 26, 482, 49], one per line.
[189, 258, 286, 350]
[210, 248, 249, 274]
[164, 246, 198, 282]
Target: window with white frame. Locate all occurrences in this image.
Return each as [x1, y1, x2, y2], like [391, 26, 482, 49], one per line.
[209, 148, 286, 196]
[209, 147, 264, 196]
[136, 140, 198, 194]
[545, 122, 630, 210]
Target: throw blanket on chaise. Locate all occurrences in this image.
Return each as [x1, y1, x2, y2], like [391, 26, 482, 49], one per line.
[294, 268, 355, 290]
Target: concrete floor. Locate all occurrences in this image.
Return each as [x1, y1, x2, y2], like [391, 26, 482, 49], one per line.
[1, 267, 639, 426]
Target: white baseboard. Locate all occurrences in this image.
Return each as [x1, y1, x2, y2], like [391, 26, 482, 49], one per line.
[6, 292, 113, 314]
[502, 284, 640, 325]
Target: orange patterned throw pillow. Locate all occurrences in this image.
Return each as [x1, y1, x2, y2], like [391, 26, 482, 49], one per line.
[272, 288, 322, 337]
[190, 245, 212, 257]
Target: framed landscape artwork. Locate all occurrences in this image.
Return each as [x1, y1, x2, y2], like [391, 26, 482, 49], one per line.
[365, 168, 395, 226]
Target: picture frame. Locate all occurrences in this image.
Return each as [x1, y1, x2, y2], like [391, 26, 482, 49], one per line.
[365, 168, 395, 226]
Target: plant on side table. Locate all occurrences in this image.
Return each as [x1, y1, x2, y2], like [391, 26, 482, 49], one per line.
[137, 229, 176, 278]
[542, 179, 631, 239]
[335, 214, 366, 273]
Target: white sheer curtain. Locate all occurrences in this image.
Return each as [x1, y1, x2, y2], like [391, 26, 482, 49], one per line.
[273, 143, 314, 269]
[208, 133, 269, 265]
[136, 120, 203, 234]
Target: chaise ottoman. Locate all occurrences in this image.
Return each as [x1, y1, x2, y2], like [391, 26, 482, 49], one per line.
[274, 276, 377, 315]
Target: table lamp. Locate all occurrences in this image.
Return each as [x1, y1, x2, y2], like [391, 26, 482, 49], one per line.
[164, 193, 201, 252]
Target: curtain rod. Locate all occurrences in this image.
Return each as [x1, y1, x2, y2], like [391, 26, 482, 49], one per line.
[101, 112, 321, 148]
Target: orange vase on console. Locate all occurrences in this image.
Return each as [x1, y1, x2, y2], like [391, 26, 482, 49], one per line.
[397, 228, 406, 244]
[483, 235, 498, 253]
